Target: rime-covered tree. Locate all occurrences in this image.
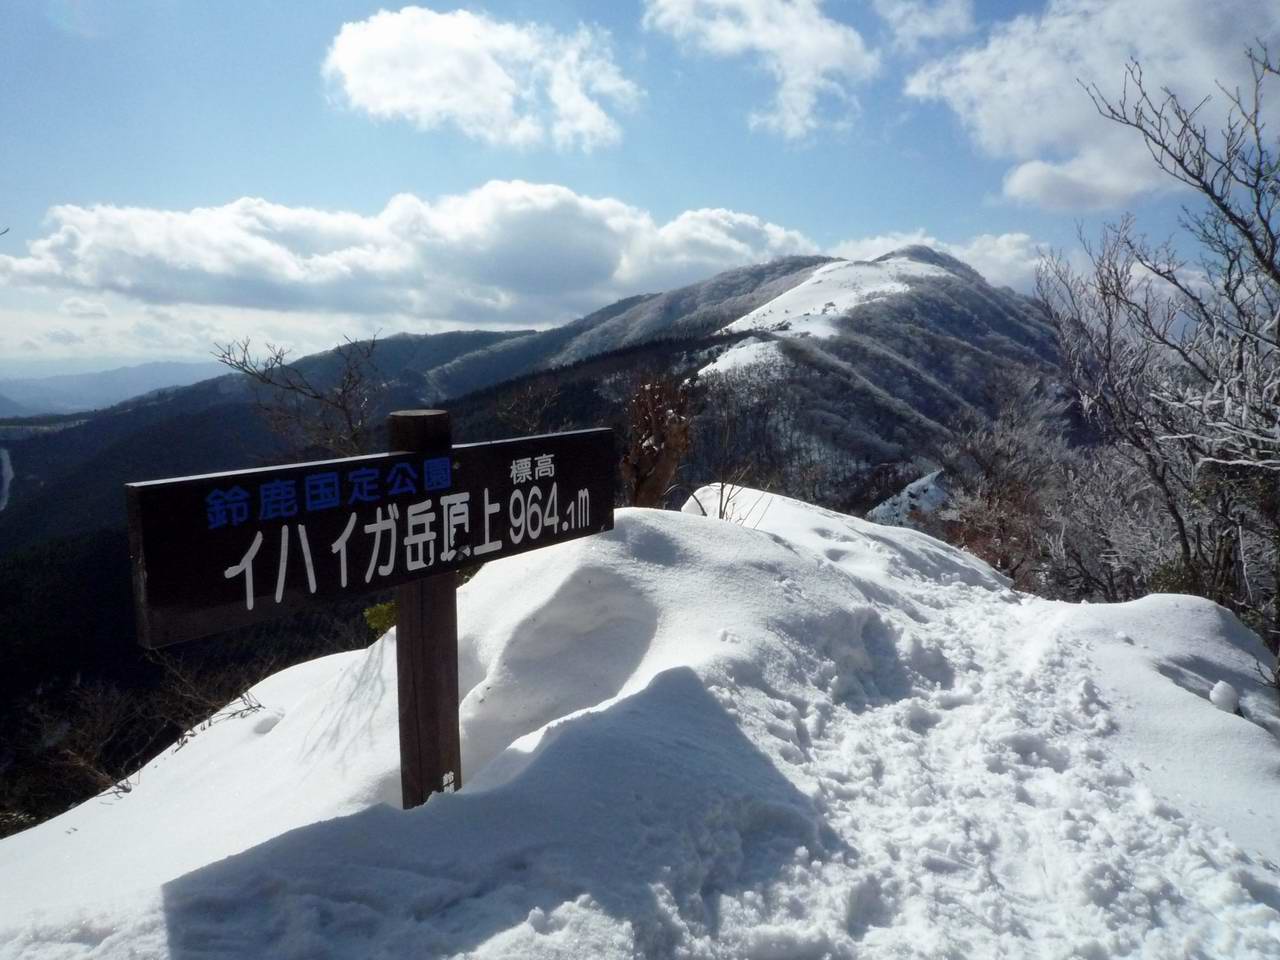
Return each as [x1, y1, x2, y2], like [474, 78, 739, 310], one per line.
[1042, 45, 1280, 652]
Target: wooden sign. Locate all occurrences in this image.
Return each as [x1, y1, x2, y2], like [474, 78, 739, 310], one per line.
[127, 424, 614, 648]
[126, 411, 616, 809]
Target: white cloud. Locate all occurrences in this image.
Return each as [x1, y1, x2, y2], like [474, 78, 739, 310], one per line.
[905, 0, 1275, 210]
[0, 185, 1054, 369]
[1, 198, 414, 314]
[0, 183, 819, 363]
[830, 229, 1044, 291]
[59, 296, 110, 318]
[622, 208, 818, 289]
[871, 0, 973, 51]
[43, 327, 88, 345]
[643, 0, 880, 138]
[323, 7, 640, 152]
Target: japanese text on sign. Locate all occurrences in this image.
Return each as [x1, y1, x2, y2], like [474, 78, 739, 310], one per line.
[126, 430, 614, 647]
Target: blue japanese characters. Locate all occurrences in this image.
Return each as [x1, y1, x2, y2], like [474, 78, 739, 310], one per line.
[204, 455, 452, 530]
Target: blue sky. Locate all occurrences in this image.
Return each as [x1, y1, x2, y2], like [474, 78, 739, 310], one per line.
[0, 0, 1273, 375]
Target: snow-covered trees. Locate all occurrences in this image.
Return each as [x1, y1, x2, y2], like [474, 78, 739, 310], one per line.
[1085, 48, 1280, 475]
[1042, 45, 1280, 653]
[689, 358, 867, 510]
[925, 378, 1071, 591]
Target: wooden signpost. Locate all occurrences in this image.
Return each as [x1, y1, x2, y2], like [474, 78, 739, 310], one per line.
[126, 411, 615, 807]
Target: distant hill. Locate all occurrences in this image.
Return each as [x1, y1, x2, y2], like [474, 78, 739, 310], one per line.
[0, 330, 526, 555]
[0, 392, 30, 417]
[0, 360, 228, 414]
[416, 244, 1056, 460]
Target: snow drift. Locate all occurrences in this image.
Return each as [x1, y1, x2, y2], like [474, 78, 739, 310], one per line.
[866, 470, 949, 528]
[2, 488, 1278, 958]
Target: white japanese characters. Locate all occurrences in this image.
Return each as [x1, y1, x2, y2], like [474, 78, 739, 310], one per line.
[220, 449, 594, 612]
[131, 428, 613, 649]
[510, 453, 555, 484]
[404, 500, 438, 572]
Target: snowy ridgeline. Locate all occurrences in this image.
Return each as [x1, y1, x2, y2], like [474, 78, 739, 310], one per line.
[2, 488, 1279, 958]
[698, 256, 961, 377]
[724, 257, 953, 341]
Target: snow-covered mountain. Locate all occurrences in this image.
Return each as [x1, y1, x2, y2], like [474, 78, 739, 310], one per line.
[423, 247, 1052, 411]
[694, 247, 1056, 460]
[3, 489, 1277, 958]
[724, 254, 956, 340]
[412, 246, 1054, 464]
[0, 247, 1047, 556]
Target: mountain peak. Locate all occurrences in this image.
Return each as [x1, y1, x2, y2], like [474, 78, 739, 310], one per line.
[872, 245, 984, 284]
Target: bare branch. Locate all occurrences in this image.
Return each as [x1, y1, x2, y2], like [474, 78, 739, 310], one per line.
[214, 334, 385, 457]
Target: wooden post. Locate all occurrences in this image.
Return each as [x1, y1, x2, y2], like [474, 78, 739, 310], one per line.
[389, 409, 461, 809]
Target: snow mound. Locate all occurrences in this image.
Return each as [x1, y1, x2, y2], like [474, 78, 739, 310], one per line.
[723, 257, 953, 340]
[866, 469, 949, 527]
[2, 488, 1279, 959]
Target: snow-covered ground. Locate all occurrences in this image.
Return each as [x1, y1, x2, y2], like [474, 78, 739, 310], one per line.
[866, 470, 949, 527]
[2, 488, 1278, 958]
[723, 257, 953, 340]
[697, 337, 784, 377]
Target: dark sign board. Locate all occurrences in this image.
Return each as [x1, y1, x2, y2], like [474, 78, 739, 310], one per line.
[127, 428, 615, 647]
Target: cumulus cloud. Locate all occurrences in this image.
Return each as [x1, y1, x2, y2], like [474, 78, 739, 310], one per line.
[0, 183, 818, 333]
[323, 6, 640, 152]
[643, 0, 879, 138]
[871, 0, 973, 51]
[622, 208, 817, 290]
[906, 0, 1275, 210]
[830, 229, 1044, 291]
[1, 198, 415, 315]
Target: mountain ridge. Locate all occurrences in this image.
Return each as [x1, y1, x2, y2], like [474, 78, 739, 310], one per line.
[0, 247, 1052, 556]
[0, 360, 230, 414]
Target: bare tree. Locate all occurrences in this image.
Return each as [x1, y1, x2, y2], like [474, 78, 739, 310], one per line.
[1044, 44, 1280, 654]
[620, 375, 692, 508]
[1082, 47, 1280, 473]
[921, 378, 1071, 591]
[689, 356, 860, 511]
[214, 335, 384, 457]
[1040, 229, 1213, 588]
[495, 378, 560, 437]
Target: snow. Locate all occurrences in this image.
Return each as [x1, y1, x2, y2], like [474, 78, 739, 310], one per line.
[723, 257, 953, 341]
[697, 337, 783, 377]
[2, 487, 1279, 958]
[1212, 680, 1242, 714]
[865, 469, 949, 527]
